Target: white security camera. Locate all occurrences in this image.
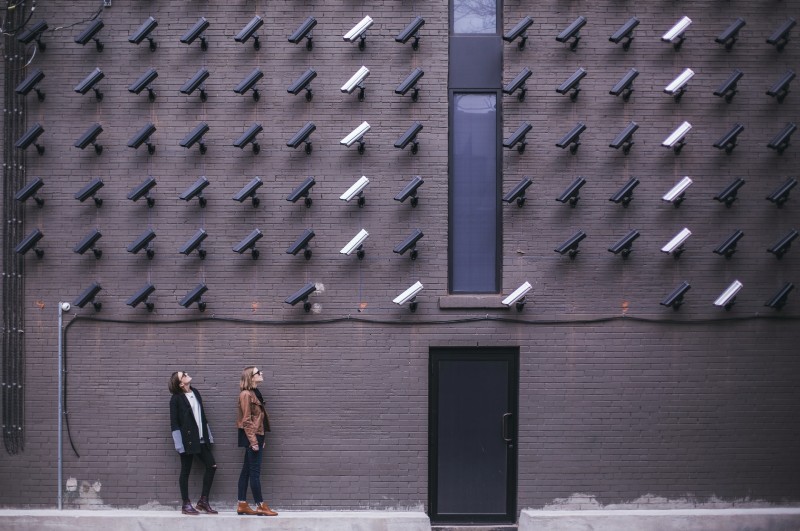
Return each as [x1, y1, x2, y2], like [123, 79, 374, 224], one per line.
[393, 281, 423, 310]
[714, 280, 743, 310]
[662, 176, 693, 206]
[661, 228, 692, 256]
[340, 229, 369, 257]
[344, 16, 374, 47]
[662, 16, 692, 47]
[340, 176, 370, 205]
[340, 122, 371, 151]
[501, 281, 532, 309]
[341, 66, 370, 95]
[60, 302, 71, 312]
[664, 68, 694, 100]
[662, 121, 692, 152]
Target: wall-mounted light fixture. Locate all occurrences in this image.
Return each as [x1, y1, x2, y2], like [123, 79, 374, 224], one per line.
[661, 228, 691, 259]
[128, 122, 157, 154]
[716, 18, 746, 50]
[15, 177, 45, 207]
[766, 17, 796, 51]
[503, 122, 532, 153]
[556, 16, 587, 51]
[395, 122, 423, 154]
[17, 20, 48, 51]
[393, 281, 423, 312]
[127, 284, 155, 312]
[661, 281, 691, 310]
[343, 16, 373, 50]
[766, 177, 797, 208]
[235, 15, 263, 49]
[556, 122, 586, 153]
[285, 282, 317, 312]
[286, 176, 316, 207]
[767, 229, 798, 259]
[503, 177, 533, 207]
[714, 280, 743, 310]
[664, 68, 694, 102]
[503, 16, 533, 49]
[75, 19, 104, 52]
[15, 123, 45, 154]
[767, 122, 796, 154]
[555, 230, 587, 259]
[662, 16, 692, 50]
[234, 68, 263, 101]
[662, 177, 693, 208]
[128, 177, 157, 207]
[556, 177, 586, 207]
[233, 123, 263, 154]
[180, 176, 209, 207]
[181, 17, 210, 51]
[129, 16, 158, 51]
[609, 122, 639, 154]
[180, 123, 209, 154]
[74, 67, 104, 101]
[74, 282, 102, 312]
[714, 178, 745, 208]
[340, 176, 370, 207]
[557, 68, 587, 100]
[713, 230, 744, 259]
[232, 177, 263, 207]
[287, 122, 316, 154]
[288, 68, 316, 101]
[179, 229, 208, 259]
[233, 229, 263, 259]
[608, 229, 640, 259]
[129, 68, 158, 101]
[181, 68, 210, 101]
[765, 283, 794, 310]
[15, 68, 46, 101]
[610, 68, 639, 101]
[713, 123, 744, 154]
[396, 16, 425, 50]
[766, 70, 795, 102]
[609, 177, 640, 207]
[74, 229, 103, 259]
[75, 178, 104, 207]
[714, 69, 743, 102]
[288, 17, 317, 50]
[180, 283, 208, 312]
[662, 121, 692, 153]
[396, 67, 424, 101]
[128, 229, 156, 259]
[341, 122, 370, 153]
[15, 228, 44, 259]
[393, 229, 424, 260]
[395, 176, 424, 207]
[341, 229, 369, 259]
[286, 229, 315, 260]
[501, 281, 532, 312]
[609, 17, 639, 50]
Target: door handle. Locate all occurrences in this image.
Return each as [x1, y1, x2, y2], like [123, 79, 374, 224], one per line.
[502, 413, 513, 442]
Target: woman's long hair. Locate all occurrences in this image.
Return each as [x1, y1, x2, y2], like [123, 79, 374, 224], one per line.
[168, 372, 183, 395]
[240, 366, 257, 391]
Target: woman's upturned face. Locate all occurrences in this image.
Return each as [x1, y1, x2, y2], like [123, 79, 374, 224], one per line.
[252, 368, 264, 384]
[179, 371, 192, 388]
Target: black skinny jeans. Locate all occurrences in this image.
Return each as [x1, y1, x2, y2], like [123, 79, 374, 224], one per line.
[238, 435, 264, 504]
[179, 443, 216, 502]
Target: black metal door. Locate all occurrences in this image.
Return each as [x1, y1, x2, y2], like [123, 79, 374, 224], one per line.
[429, 348, 518, 524]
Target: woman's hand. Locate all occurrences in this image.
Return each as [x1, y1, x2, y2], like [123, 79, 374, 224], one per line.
[251, 443, 260, 452]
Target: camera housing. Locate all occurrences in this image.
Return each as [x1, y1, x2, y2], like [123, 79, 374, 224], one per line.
[128, 122, 157, 154]
[234, 68, 263, 101]
[609, 177, 640, 207]
[74, 123, 104, 155]
[661, 228, 692, 258]
[503, 122, 532, 153]
[393, 229, 424, 260]
[75, 178, 104, 206]
[767, 229, 798, 259]
[74, 68, 105, 101]
[180, 283, 208, 311]
[127, 283, 155, 312]
[714, 69, 743, 103]
[285, 282, 317, 312]
[74, 283, 103, 311]
[393, 281, 423, 312]
[661, 281, 691, 310]
[75, 19, 104, 52]
[662, 16, 692, 50]
[556, 177, 587, 207]
[287, 122, 316, 154]
[556, 122, 586, 154]
[127, 229, 156, 259]
[396, 68, 424, 101]
[503, 177, 533, 207]
[766, 17, 796, 51]
[128, 177, 157, 207]
[341, 66, 370, 101]
[288, 68, 317, 101]
[181, 17, 210, 50]
[181, 68, 210, 101]
[340, 176, 370, 207]
[233, 229, 263, 259]
[74, 229, 103, 259]
[343, 16, 373, 49]
[180, 176, 210, 207]
[341, 122, 370, 153]
[15, 123, 45, 154]
[714, 178, 746, 208]
[395, 122, 423, 154]
[396, 16, 425, 49]
[713, 123, 744, 154]
[766, 70, 795, 103]
[15, 68, 46, 101]
[765, 283, 794, 311]
[662, 121, 692, 153]
[713, 230, 744, 259]
[608, 229, 640, 258]
[767, 122, 796, 154]
[129, 16, 158, 51]
[609, 122, 639, 154]
[234, 123, 263, 154]
[766, 177, 797, 208]
[554, 230, 587, 259]
[180, 123, 210, 154]
[501, 281, 532, 311]
[287, 177, 316, 207]
[557, 68, 587, 100]
[15, 177, 45, 207]
[556, 16, 587, 51]
[503, 68, 532, 101]
[714, 280, 743, 310]
[716, 18, 745, 50]
[233, 177, 263, 207]
[235, 15, 263, 49]
[15, 228, 45, 258]
[609, 17, 639, 50]
[180, 229, 208, 259]
[503, 16, 533, 49]
[395, 176, 424, 207]
[129, 68, 158, 101]
[286, 229, 315, 260]
[662, 177, 693, 207]
[664, 68, 694, 102]
[289, 17, 317, 50]
[340, 229, 369, 259]
[17, 20, 48, 50]
[610, 68, 639, 101]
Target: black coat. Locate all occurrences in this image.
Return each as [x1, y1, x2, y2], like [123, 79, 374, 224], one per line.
[170, 387, 213, 455]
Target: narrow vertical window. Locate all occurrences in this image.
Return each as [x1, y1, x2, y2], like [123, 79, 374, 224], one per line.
[453, 0, 497, 34]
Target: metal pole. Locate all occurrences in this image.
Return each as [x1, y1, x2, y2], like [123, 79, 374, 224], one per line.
[57, 302, 67, 510]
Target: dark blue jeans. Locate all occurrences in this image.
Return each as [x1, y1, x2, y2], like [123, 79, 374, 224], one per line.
[237, 436, 264, 504]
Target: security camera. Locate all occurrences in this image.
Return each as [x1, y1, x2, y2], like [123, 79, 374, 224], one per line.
[556, 176, 587, 207]
[341, 121, 370, 153]
[766, 177, 797, 207]
[15, 228, 44, 258]
[766, 17, 796, 51]
[714, 69, 743, 103]
[286, 229, 315, 260]
[75, 19, 104, 52]
[288, 16, 317, 50]
[74, 68, 105, 101]
[181, 68, 209, 101]
[15, 123, 45, 154]
[713, 229, 744, 259]
[714, 178, 745, 208]
[766, 70, 795, 103]
[609, 177, 640, 207]
[503, 177, 533, 207]
[556, 68, 587, 100]
[15, 68, 46, 101]
[556, 122, 586, 154]
[713, 123, 744, 154]
[128, 68, 158, 101]
[554, 230, 587, 259]
[396, 67, 424, 101]
[501, 281, 532, 311]
[716, 18, 745, 50]
[343, 15, 373, 49]
[396, 16, 425, 49]
[662, 16, 692, 50]
[288, 68, 317, 100]
[767, 122, 796, 154]
[180, 176, 210, 207]
[179, 228, 208, 259]
[233, 177, 263, 206]
[287, 122, 316, 154]
[233, 229, 263, 259]
[767, 229, 798, 259]
[609, 122, 639, 154]
[393, 281, 423, 311]
[609, 17, 639, 50]
[17, 20, 48, 50]
[127, 229, 156, 259]
[59, 302, 71, 313]
[74, 229, 103, 259]
[610, 68, 639, 101]
[503, 16, 533, 49]
[608, 229, 640, 258]
[341, 66, 370, 101]
[664, 68, 694, 102]
[74, 123, 104, 154]
[393, 229, 424, 260]
[662, 121, 692, 153]
[128, 122, 157, 154]
[765, 282, 794, 310]
[74, 282, 103, 311]
[284, 282, 317, 311]
[395, 176, 424, 207]
[556, 16, 587, 51]
[128, 176, 157, 207]
[395, 122, 423, 154]
[503, 68, 532, 101]
[661, 228, 691, 258]
[235, 15, 263, 49]
[181, 17, 210, 50]
[234, 68, 263, 101]
[714, 280, 743, 310]
[340, 229, 369, 259]
[233, 123, 263, 154]
[180, 123, 210, 154]
[662, 177, 693, 207]
[286, 176, 316, 207]
[661, 281, 691, 310]
[180, 283, 208, 311]
[15, 177, 45, 207]
[129, 16, 158, 51]
[127, 283, 155, 311]
[340, 176, 370, 206]
[503, 122, 532, 153]
[75, 178, 104, 206]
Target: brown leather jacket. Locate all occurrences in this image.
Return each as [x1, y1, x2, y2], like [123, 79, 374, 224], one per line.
[237, 390, 269, 447]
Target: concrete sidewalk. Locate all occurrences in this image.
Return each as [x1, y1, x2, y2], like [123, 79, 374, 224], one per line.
[0, 509, 431, 531]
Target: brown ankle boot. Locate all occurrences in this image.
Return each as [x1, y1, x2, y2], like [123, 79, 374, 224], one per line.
[181, 501, 199, 515]
[196, 495, 218, 514]
[256, 502, 278, 516]
[237, 501, 258, 515]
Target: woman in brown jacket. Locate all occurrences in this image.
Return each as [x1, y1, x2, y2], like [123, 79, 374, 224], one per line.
[236, 366, 278, 516]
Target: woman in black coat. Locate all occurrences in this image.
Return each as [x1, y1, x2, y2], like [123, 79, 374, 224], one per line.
[169, 371, 217, 515]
